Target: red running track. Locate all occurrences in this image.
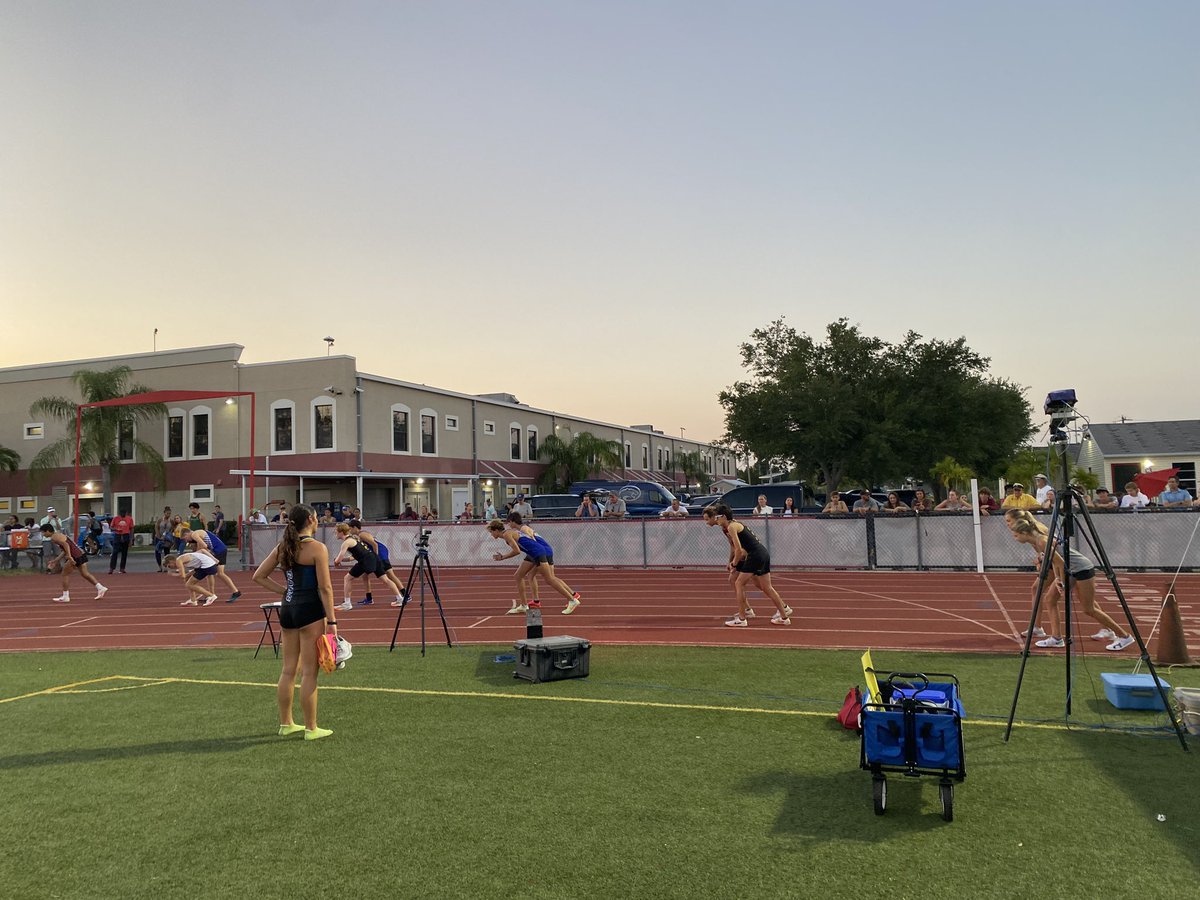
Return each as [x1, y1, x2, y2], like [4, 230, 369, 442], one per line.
[1, 568, 1196, 656]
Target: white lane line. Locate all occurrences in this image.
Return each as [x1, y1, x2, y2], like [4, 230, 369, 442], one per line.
[60, 616, 98, 628]
[466, 616, 492, 629]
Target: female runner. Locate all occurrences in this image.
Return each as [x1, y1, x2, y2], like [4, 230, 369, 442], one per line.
[332, 521, 380, 610]
[1004, 509, 1135, 651]
[252, 504, 337, 740]
[703, 504, 792, 627]
[487, 514, 580, 614]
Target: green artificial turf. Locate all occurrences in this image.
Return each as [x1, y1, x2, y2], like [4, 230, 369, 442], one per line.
[2, 645, 1197, 899]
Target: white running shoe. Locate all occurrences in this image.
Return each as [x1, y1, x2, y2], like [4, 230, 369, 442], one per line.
[1021, 627, 1047, 638]
[744, 607, 756, 619]
[782, 605, 794, 618]
[1091, 628, 1115, 641]
[180, 599, 199, 607]
[52, 595, 70, 604]
[516, 604, 529, 613]
[724, 615, 748, 627]
[563, 598, 580, 615]
[770, 612, 791, 626]
[1106, 635, 1136, 652]
[203, 595, 218, 606]
[337, 600, 353, 612]
[506, 603, 523, 615]
[95, 585, 108, 600]
[1035, 636, 1065, 648]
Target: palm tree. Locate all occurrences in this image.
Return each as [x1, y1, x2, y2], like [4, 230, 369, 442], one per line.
[28, 367, 168, 514]
[0, 445, 19, 473]
[674, 449, 711, 493]
[929, 455, 975, 500]
[537, 432, 624, 492]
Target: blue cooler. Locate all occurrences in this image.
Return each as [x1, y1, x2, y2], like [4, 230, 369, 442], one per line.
[1101, 673, 1170, 711]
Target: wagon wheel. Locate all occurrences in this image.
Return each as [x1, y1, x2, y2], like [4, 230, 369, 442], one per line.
[939, 781, 954, 822]
[872, 775, 887, 815]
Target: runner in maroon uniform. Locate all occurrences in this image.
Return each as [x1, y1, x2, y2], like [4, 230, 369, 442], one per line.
[41, 524, 107, 603]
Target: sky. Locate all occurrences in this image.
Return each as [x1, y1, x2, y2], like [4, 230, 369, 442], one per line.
[2, 1, 1197, 445]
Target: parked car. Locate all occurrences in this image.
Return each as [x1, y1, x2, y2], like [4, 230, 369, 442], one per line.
[527, 494, 587, 519]
[690, 483, 809, 516]
[567, 480, 675, 516]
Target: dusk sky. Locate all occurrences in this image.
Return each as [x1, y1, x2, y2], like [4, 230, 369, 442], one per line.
[3, 1, 1196, 445]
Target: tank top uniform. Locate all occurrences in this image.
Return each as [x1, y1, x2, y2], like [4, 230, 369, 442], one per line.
[517, 532, 553, 565]
[347, 539, 380, 578]
[63, 535, 88, 568]
[368, 536, 392, 575]
[732, 523, 770, 576]
[198, 530, 228, 566]
[280, 536, 326, 629]
[1061, 544, 1096, 581]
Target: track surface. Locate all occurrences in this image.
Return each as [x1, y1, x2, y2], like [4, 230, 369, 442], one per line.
[2, 567, 1196, 656]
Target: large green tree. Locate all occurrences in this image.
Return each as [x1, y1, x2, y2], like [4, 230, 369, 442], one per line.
[536, 432, 624, 492]
[28, 367, 168, 514]
[0, 445, 19, 473]
[720, 318, 1034, 497]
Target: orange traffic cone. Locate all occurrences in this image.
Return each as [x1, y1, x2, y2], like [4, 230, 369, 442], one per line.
[1154, 586, 1193, 666]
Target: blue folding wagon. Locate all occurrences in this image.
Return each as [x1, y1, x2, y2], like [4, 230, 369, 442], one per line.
[859, 671, 966, 821]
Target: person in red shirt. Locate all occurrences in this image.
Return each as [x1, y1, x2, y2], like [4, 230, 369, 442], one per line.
[108, 507, 136, 574]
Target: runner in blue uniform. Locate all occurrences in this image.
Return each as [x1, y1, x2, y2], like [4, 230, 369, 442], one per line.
[487, 514, 580, 614]
[182, 527, 241, 603]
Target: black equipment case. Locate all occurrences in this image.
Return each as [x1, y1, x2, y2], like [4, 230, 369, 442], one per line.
[513, 635, 590, 683]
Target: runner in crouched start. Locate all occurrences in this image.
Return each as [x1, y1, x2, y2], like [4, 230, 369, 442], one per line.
[703, 503, 792, 627]
[347, 520, 408, 607]
[487, 514, 580, 615]
[42, 524, 107, 603]
[175, 548, 222, 606]
[182, 527, 241, 603]
[332, 521, 380, 611]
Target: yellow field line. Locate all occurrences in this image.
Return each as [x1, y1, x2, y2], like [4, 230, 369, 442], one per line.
[102, 675, 1084, 732]
[0, 675, 128, 705]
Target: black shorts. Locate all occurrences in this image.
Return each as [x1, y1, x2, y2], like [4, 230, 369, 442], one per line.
[280, 599, 326, 630]
[1071, 567, 1096, 581]
[211, 549, 227, 566]
[71, 553, 89, 568]
[376, 559, 392, 575]
[194, 565, 219, 580]
[350, 562, 373, 578]
[735, 553, 771, 577]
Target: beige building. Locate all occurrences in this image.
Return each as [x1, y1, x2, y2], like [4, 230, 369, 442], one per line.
[0, 345, 734, 524]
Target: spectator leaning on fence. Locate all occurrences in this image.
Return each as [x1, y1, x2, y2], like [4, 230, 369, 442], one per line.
[822, 494, 849, 514]
[935, 490, 970, 512]
[881, 492, 909, 514]
[1092, 488, 1118, 509]
[602, 494, 626, 519]
[852, 490, 880, 514]
[752, 495, 773, 516]
[1033, 474, 1056, 509]
[976, 487, 999, 515]
[1159, 477, 1193, 508]
[910, 489, 933, 513]
[575, 495, 602, 519]
[1001, 484, 1039, 509]
[1120, 482, 1149, 509]
[660, 498, 689, 518]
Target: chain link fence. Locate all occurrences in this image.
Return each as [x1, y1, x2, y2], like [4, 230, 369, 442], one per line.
[245, 510, 1200, 572]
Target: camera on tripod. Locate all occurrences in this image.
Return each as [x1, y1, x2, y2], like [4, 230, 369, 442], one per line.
[1045, 388, 1078, 443]
[416, 528, 432, 549]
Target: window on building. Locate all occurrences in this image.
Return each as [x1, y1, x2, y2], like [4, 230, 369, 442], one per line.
[664, 448, 670, 469]
[392, 406, 410, 453]
[445, 415, 459, 431]
[421, 411, 436, 454]
[18, 497, 37, 513]
[118, 421, 135, 462]
[167, 411, 184, 459]
[656, 447, 663, 469]
[191, 409, 210, 458]
[624, 442, 631, 467]
[23, 423, 43, 440]
[510, 426, 521, 461]
[313, 403, 334, 451]
[0, 498, 11, 515]
[642, 444, 649, 469]
[190, 485, 214, 503]
[483, 421, 496, 436]
[527, 427, 538, 461]
[272, 401, 295, 453]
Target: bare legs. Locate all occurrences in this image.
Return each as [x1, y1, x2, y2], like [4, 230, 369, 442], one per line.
[278, 620, 324, 729]
[535, 563, 576, 602]
[749, 573, 789, 616]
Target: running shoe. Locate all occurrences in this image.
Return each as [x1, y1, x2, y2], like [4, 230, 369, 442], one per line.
[180, 599, 199, 607]
[563, 597, 580, 615]
[744, 607, 756, 619]
[390, 595, 408, 608]
[227, 591, 242, 604]
[277, 723, 305, 736]
[1021, 627, 1047, 638]
[528, 599, 542, 609]
[1035, 636, 1065, 648]
[337, 600, 353, 611]
[770, 612, 791, 625]
[506, 603, 523, 615]
[782, 605, 794, 618]
[1091, 628, 1115, 641]
[95, 585, 108, 600]
[357, 597, 374, 606]
[304, 727, 334, 741]
[1106, 635, 1136, 652]
[724, 615, 748, 627]
[202, 595, 218, 606]
[52, 595, 70, 604]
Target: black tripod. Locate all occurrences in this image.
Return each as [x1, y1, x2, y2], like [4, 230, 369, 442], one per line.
[388, 537, 453, 656]
[1004, 440, 1188, 750]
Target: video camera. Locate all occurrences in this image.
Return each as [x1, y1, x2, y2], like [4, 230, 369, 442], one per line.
[416, 528, 432, 549]
[1045, 389, 1078, 443]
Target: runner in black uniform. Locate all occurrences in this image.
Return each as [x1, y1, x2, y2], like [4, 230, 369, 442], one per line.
[332, 521, 380, 609]
[252, 503, 337, 740]
[42, 524, 107, 603]
[347, 520, 407, 607]
[702, 504, 793, 628]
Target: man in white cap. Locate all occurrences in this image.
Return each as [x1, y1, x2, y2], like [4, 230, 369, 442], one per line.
[1033, 474, 1055, 509]
[39, 507, 63, 532]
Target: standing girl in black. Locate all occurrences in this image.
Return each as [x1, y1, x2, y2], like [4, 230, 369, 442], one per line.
[253, 504, 337, 740]
[703, 504, 793, 627]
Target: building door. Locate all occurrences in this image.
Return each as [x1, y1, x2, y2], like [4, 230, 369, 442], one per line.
[451, 487, 469, 518]
[1110, 463, 1141, 494]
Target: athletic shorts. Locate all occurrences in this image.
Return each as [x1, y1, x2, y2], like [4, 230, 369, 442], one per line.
[735, 553, 771, 577]
[279, 598, 326, 630]
[194, 565, 219, 580]
[376, 559, 392, 575]
[525, 553, 553, 566]
[211, 548, 227, 566]
[71, 553, 89, 568]
[350, 562, 373, 578]
[1071, 567, 1096, 581]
